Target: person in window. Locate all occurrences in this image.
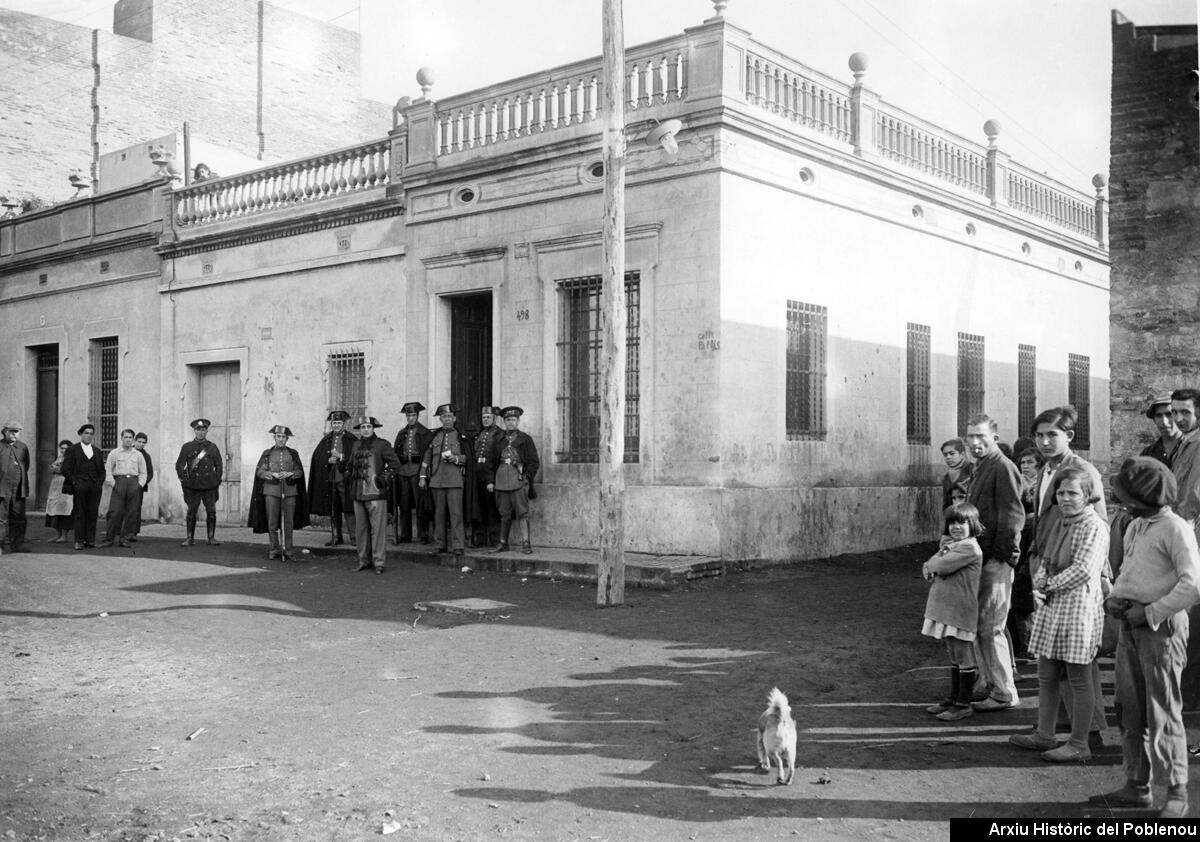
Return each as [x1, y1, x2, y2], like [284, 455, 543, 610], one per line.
[192, 163, 218, 182]
[487, 406, 540, 554]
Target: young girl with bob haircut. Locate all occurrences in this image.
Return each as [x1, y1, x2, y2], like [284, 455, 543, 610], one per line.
[923, 502, 985, 721]
[1010, 465, 1109, 762]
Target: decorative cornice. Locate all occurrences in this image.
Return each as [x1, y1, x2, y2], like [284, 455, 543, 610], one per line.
[157, 200, 405, 259]
[0, 227, 162, 274]
[533, 222, 664, 254]
[420, 246, 507, 270]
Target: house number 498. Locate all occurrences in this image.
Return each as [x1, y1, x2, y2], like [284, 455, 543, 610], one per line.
[516, 308, 530, 321]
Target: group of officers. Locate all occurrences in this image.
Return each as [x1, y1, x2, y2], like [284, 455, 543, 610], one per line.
[211, 402, 540, 573]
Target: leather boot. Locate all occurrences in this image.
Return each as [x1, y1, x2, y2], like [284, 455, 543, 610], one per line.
[520, 520, 532, 554]
[492, 520, 511, 553]
[181, 514, 196, 546]
[206, 515, 221, 546]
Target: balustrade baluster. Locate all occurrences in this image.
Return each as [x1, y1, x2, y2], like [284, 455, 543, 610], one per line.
[586, 76, 598, 121]
[534, 90, 546, 133]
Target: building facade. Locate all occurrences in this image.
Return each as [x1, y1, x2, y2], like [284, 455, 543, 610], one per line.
[1108, 10, 1199, 475]
[0, 10, 1110, 561]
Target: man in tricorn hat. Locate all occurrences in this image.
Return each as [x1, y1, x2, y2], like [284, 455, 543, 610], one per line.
[487, 406, 540, 554]
[1090, 457, 1200, 818]
[175, 418, 224, 546]
[467, 405, 504, 548]
[349, 415, 401, 573]
[393, 401, 432, 543]
[419, 403, 468, 555]
[0, 419, 30, 554]
[249, 425, 309, 561]
[1142, 394, 1183, 468]
[308, 410, 357, 546]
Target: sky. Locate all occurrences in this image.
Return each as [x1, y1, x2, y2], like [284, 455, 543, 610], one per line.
[4, 0, 1197, 194]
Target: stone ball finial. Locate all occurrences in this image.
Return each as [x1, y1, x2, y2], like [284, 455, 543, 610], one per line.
[1091, 173, 1107, 190]
[848, 52, 869, 76]
[983, 119, 1001, 140]
[417, 67, 436, 97]
[711, 0, 729, 16]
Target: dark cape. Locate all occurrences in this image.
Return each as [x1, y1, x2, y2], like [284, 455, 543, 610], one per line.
[307, 430, 357, 515]
[247, 447, 311, 534]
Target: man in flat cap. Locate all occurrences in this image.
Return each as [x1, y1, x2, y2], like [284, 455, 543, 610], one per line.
[467, 405, 504, 548]
[308, 410, 357, 547]
[0, 419, 31, 554]
[248, 425, 309, 561]
[63, 423, 106, 549]
[419, 403, 469, 555]
[1142, 394, 1183, 468]
[1090, 457, 1200, 818]
[175, 418, 224, 546]
[393, 401, 432, 544]
[487, 406, 540, 554]
[349, 415, 401, 573]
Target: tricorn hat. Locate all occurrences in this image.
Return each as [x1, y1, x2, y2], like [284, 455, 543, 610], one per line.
[326, 410, 350, 422]
[500, 406, 524, 419]
[1145, 394, 1174, 419]
[353, 415, 383, 430]
[190, 418, 211, 430]
[482, 405, 502, 416]
[268, 425, 294, 437]
[435, 403, 459, 416]
[401, 402, 425, 414]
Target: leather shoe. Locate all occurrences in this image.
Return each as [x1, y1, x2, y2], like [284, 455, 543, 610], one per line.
[1042, 744, 1091, 763]
[118, 540, 132, 548]
[491, 543, 509, 554]
[374, 566, 385, 575]
[97, 539, 114, 548]
[1009, 732, 1057, 751]
[1088, 784, 1152, 808]
[935, 704, 973, 721]
[354, 561, 372, 571]
[1159, 790, 1189, 818]
[74, 542, 84, 550]
[972, 696, 1017, 712]
[323, 537, 342, 547]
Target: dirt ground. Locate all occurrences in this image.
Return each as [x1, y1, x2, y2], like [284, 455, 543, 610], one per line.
[2, 528, 1197, 842]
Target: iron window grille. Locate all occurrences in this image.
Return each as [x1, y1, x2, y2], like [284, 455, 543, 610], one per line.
[786, 301, 827, 440]
[1018, 344, 1037, 439]
[1068, 353, 1091, 450]
[555, 272, 641, 463]
[906, 323, 931, 445]
[328, 349, 367, 421]
[89, 336, 119, 449]
[957, 332, 985, 436]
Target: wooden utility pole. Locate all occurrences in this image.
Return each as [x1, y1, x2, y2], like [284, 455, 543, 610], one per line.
[597, 0, 627, 607]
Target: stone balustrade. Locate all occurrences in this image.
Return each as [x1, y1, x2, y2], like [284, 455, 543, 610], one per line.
[173, 138, 389, 228]
[432, 40, 686, 155]
[1005, 160, 1097, 238]
[876, 105, 989, 195]
[742, 47, 852, 143]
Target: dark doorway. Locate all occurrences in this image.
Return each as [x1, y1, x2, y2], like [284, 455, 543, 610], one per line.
[450, 294, 493, 433]
[34, 345, 59, 508]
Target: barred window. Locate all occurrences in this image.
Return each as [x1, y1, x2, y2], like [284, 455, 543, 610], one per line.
[786, 301, 827, 440]
[1018, 344, 1036, 439]
[555, 272, 640, 463]
[957, 332, 985, 436]
[1068, 353, 1090, 450]
[89, 336, 119, 449]
[906, 323, 931, 445]
[328, 349, 367, 420]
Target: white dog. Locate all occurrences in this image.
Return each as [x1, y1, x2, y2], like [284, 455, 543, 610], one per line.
[756, 687, 797, 785]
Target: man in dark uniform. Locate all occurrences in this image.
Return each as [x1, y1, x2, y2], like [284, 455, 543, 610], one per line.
[248, 425, 309, 561]
[393, 401, 432, 543]
[487, 406, 540, 554]
[175, 418, 223, 546]
[349, 415, 401, 574]
[419, 403, 469, 555]
[132, 432, 154, 540]
[308, 410, 357, 546]
[63, 423, 106, 550]
[0, 419, 30, 554]
[467, 405, 503, 548]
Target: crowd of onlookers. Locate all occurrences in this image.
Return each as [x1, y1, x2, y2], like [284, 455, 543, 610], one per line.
[920, 390, 1200, 818]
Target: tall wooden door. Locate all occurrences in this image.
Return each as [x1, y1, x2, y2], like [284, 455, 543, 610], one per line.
[34, 346, 59, 508]
[450, 294, 493, 432]
[198, 363, 241, 523]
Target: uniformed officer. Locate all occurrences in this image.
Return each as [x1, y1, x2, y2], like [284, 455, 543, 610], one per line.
[308, 409, 357, 546]
[487, 406, 540, 554]
[175, 418, 223, 546]
[249, 425, 309, 561]
[420, 403, 469, 555]
[468, 405, 504, 548]
[393, 401, 432, 543]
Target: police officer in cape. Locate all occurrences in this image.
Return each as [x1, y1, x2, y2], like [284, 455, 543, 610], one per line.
[393, 401, 433, 543]
[175, 418, 224, 546]
[466, 405, 504, 548]
[419, 403, 469, 555]
[487, 406, 540, 554]
[248, 425, 310, 561]
[308, 409, 357, 547]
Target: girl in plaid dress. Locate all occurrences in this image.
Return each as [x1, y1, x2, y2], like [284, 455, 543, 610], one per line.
[922, 503, 984, 722]
[1009, 466, 1109, 762]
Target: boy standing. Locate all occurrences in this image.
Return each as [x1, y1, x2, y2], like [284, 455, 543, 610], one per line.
[1091, 457, 1200, 818]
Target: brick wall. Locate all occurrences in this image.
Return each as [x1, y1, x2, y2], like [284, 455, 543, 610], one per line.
[0, 0, 391, 204]
[1108, 12, 1200, 476]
